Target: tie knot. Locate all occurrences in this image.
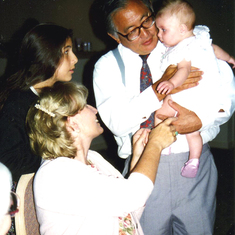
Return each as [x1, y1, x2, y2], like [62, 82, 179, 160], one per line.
[139, 54, 150, 62]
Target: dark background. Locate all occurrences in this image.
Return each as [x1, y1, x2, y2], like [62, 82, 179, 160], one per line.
[0, 0, 234, 234]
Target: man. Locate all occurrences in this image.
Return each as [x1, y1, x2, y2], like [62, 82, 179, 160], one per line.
[93, 0, 235, 234]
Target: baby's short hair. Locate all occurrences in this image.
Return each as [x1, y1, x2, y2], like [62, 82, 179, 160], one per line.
[156, 0, 196, 30]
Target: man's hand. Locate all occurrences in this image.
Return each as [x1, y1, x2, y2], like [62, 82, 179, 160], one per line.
[156, 100, 202, 134]
[152, 65, 203, 101]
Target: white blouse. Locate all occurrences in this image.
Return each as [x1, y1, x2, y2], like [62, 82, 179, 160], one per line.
[34, 150, 153, 235]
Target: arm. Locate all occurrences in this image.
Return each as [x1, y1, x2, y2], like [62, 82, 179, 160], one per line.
[0, 104, 41, 181]
[37, 122, 174, 219]
[93, 51, 162, 137]
[93, 50, 202, 137]
[212, 44, 235, 68]
[152, 65, 203, 101]
[157, 99, 202, 134]
[157, 60, 191, 94]
[130, 128, 150, 172]
[131, 117, 177, 183]
[160, 62, 234, 140]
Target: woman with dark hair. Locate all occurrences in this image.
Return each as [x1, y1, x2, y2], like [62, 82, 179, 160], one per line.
[0, 23, 78, 182]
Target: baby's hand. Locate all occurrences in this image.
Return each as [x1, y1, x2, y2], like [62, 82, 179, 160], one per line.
[228, 56, 235, 69]
[157, 81, 174, 94]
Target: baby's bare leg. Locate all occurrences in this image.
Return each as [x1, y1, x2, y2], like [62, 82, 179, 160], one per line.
[155, 95, 176, 126]
[181, 131, 202, 178]
[186, 131, 202, 160]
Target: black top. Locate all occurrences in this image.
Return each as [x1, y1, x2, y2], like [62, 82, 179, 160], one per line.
[0, 89, 41, 181]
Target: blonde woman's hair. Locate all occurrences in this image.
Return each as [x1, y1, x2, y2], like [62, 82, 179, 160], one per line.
[26, 82, 88, 160]
[156, 0, 196, 30]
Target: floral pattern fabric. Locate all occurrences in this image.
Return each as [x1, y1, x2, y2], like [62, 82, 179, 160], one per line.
[89, 160, 136, 235]
[119, 213, 136, 235]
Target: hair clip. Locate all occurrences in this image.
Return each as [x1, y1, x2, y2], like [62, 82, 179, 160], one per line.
[35, 104, 55, 117]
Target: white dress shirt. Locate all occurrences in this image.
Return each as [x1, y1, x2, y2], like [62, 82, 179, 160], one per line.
[93, 29, 235, 158]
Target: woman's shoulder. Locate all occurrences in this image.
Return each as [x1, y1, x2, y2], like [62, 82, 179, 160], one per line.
[7, 89, 37, 104]
[35, 158, 83, 180]
[0, 89, 37, 118]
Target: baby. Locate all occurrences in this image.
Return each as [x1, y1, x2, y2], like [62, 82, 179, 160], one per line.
[155, 0, 235, 178]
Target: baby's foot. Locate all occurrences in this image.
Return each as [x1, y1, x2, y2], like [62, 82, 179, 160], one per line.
[181, 159, 200, 178]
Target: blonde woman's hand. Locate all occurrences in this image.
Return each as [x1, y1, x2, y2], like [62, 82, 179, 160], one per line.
[149, 117, 178, 151]
[131, 128, 151, 171]
[133, 128, 151, 157]
[131, 118, 178, 182]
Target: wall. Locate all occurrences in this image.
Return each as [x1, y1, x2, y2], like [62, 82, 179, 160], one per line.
[0, 0, 234, 150]
[0, 0, 105, 51]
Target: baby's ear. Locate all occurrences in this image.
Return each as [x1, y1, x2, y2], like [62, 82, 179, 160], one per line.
[180, 24, 188, 34]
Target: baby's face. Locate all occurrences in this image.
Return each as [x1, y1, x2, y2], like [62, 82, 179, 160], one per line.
[156, 14, 182, 47]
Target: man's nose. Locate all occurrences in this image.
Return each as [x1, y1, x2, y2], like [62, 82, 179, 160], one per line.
[140, 27, 150, 37]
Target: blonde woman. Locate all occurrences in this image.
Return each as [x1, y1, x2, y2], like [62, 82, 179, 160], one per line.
[26, 82, 177, 235]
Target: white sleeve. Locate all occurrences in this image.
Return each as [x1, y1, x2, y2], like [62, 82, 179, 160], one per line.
[198, 60, 235, 143]
[82, 172, 154, 216]
[200, 60, 235, 131]
[34, 159, 153, 217]
[93, 50, 161, 137]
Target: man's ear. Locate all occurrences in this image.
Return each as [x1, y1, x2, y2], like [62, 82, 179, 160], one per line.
[108, 33, 121, 44]
[180, 24, 188, 34]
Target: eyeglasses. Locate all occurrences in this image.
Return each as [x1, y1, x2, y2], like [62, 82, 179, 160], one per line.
[9, 192, 19, 217]
[116, 13, 155, 41]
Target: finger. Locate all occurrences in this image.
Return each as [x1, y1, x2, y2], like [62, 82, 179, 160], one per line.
[171, 81, 199, 95]
[140, 129, 150, 146]
[134, 128, 145, 137]
[165, 88, 170, 94]
[157, 83, 167, 92]
[158, 87, 163, 93]
[164, 65, 178, 77]
[190, 66, 200, 71]
[185, 76, 202, 84]
[138, 129, 149, 141]
[156, 113, 169, 121]
[167, 99, 181, 113]
[172, 131, 178, 137]
[162, 117, 178, 126]
[170, 125, 176, 132]
[144, 131, 149, 145]
[162, 88, 168, 94]
[133, 128, 145, 143]
[188, 70, 203, 79]
[185, 83, 199, 89]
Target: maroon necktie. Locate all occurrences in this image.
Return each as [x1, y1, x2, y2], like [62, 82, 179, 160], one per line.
[140, 54, 154, 129]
